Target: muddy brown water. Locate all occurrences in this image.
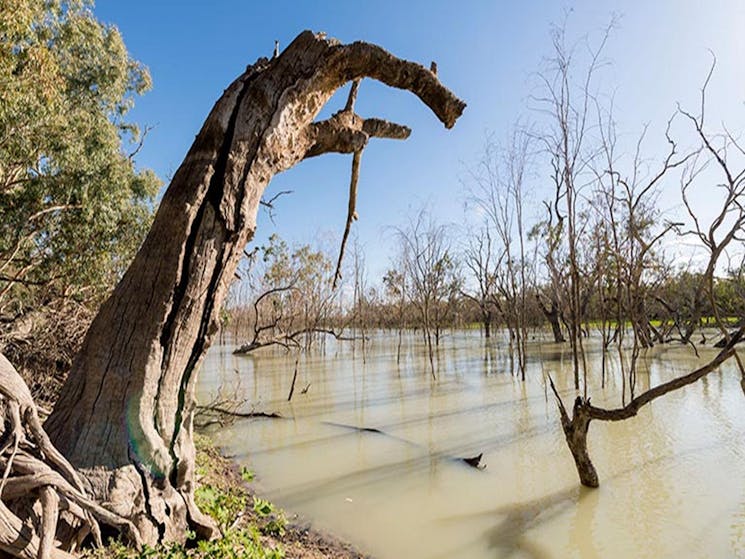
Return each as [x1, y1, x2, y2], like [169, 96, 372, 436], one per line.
[197, 330, 745, 558]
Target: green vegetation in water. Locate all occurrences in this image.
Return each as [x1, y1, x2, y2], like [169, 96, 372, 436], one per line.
[85, 435, 286, 559]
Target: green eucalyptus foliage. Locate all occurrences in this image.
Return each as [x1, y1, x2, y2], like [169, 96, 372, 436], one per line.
[0, 0, 159, 317]
[0, 0, 159, 392]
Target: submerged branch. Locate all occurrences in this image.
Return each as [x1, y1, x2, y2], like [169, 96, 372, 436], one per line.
[323, 421, 486, 470]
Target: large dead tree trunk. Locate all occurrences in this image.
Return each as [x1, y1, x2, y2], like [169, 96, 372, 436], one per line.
[40, 31, 464, 549]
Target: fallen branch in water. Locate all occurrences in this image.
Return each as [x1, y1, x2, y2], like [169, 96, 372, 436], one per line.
[195, 377, 285, 428]
[234, 327, 362, 355]
[195, 405, 284, 428]
[197, 406, 283, 419]
[195, 411, 283, 429]
[323, 421, 486, 470]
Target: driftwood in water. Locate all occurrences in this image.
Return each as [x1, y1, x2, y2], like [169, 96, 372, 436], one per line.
[195, 405, 283, 429]
[197, 406, 283, 420]
[461, 452, 484, 468]
[323, 421, 486, 470]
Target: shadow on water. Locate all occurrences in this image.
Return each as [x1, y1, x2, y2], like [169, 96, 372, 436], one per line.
[607, 432, 745, 484]
[228, 421, 554, 509]
[432, 486, 593, 559]
[232, 383, 575, 459]
[427, 435, 745, 559]
[230, 410, 556, 469]
[249, 379, 486, 418]
[249, 450, 442, 508]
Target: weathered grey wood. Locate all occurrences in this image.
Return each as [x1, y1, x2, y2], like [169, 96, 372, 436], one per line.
[42, 31, 465, 545]
[0, 354, 98, 557]
[37, 486, 59, 559]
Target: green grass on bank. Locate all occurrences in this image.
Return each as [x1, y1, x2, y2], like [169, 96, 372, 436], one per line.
[85, 435, 286, 559]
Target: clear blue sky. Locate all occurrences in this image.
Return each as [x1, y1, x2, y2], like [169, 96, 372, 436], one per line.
[96, 0, 744, 280]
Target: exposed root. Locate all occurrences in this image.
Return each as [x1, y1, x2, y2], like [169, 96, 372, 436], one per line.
[0, 354, 141, 558]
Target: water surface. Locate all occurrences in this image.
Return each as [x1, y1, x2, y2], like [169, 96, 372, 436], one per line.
[197, 330, 745, 559]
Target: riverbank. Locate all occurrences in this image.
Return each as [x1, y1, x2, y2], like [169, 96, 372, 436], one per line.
[195, 435, 370, 559]
[86, 435, 369, 559]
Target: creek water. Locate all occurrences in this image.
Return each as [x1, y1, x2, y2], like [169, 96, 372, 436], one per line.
[197, 330, 745, 558]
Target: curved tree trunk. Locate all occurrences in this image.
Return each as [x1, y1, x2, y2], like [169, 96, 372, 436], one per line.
[43, 31, 464, 546]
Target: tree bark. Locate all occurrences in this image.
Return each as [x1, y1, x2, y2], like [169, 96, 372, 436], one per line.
[537, 295, 565, 343]
[556, 396, 598, 488]
[43, 31, 464, 546]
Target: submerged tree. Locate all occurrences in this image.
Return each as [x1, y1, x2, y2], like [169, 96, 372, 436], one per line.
[467, 131, 534, 378]
[383, 266, 408, 362]
[461, 224, 499, 338]
[394, 208, 461, 378]
[550, 61, 745, 488]
[534, 22, 613, 393]
[0, 30, 464, 556]
[232, 234, 345, 354]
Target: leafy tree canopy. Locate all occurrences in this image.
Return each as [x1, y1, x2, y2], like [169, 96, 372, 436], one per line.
[0, 0, 159, 316]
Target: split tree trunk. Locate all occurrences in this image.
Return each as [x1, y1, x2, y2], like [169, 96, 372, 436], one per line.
[42, 31, 464, 547]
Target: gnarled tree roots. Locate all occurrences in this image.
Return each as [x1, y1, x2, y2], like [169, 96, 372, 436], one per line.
[0, 354, 142, 558]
